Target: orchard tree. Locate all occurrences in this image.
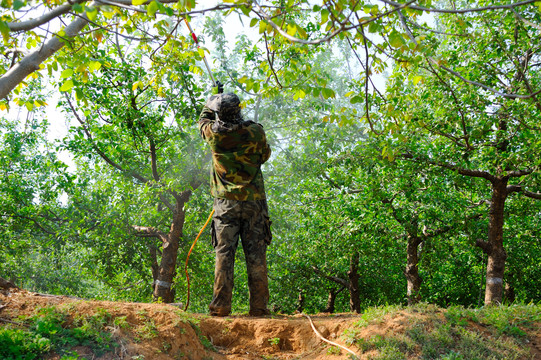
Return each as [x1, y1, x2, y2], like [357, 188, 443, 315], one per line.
[58, 27, 210, 302]
[384, 4, 541, 305]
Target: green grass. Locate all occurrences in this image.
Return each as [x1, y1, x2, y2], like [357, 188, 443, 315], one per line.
[345, 303, 540, 360]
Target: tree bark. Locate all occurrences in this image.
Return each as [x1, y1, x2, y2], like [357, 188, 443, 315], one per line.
[152, 190, 191, 303]
[324, 286, 345, 313]
[405, 234, 423, 305]
[348, 250, 361, 313]
[296, 289, 304, 313]
[325, 288, 337, 313]
[482, 178, 508, 305]
[0, 277, 17, 290]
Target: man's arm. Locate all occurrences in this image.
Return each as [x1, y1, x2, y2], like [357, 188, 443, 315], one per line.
[198, 105, 216, 139]
[260, 127, 271, 163]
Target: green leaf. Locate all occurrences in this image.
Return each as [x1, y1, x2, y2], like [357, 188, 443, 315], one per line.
[25, 102, 33, 112]
[321, 9, 329, 25]
[259, 20, 267, 34]
[13, 0, 25, 10]
[72, 3, 84, 13]
[147, 0, 159, 17]
[85, 6, 98, 21]
[75, 88, 85, 100]
[350, 95, 363, 104]
[240, 5, 251, 16]
[132, 0, 146, 5]
[60, 68, 73, 79]
[250, 18, 258, 28]
[60, 80, 74, 92]
[412, 75, 423, 85]
[321, 88, 335, 99]
[0, 21, 10, 42]
[368, 21, 380, 33]
[389, 31, 405, 48]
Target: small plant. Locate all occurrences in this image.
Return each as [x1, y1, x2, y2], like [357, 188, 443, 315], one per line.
[327, 345, 342, 355]
[268, 337, 280, 346]
[0, 327, 52, 359]
[113, 316, 130, 329]
[161, 341, 172, 353]
[134, 319, 159, 341]
[342, 328, 360, 346]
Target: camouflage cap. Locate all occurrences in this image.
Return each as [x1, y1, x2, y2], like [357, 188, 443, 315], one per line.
[206, 93, 242, 123]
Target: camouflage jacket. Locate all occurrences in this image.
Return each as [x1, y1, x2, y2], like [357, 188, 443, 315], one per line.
[199, 106, 271, 201]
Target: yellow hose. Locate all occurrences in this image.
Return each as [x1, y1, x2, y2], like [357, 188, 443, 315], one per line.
[184, 208, 215, 311]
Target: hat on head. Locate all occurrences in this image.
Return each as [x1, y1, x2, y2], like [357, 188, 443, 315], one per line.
[206, 93, 242, 123]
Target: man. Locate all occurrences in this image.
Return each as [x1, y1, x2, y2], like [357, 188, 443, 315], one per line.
[198, 92, 272, 317]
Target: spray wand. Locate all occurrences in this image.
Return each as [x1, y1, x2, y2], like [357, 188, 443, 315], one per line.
[184, 18, 220, 90]
[183, 18, 220, 311]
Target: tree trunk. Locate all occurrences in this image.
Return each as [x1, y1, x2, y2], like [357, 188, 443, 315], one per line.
[324, 286, 345, 313]
[325, 288, 337, 313]
[0, 277, 17, 290]
[405, 235, 423, 305]
[482, 179, 508, 305]
[348, 250, 361, 313]
[296, 289, 304, 313]
[153, 191, 191, 303]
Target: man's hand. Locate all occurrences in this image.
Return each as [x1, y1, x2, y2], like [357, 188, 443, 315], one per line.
[212, 81, 224, 94]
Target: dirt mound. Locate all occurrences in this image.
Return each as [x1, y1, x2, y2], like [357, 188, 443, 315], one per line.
[0, 289, 360, 359]
[198, 314, 358, 359]
[2, 288, 540, 359]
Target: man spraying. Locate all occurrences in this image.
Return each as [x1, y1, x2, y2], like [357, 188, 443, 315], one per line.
[198, 92, 272, 317]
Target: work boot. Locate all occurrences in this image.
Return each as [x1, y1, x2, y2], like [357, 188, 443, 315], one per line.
[249, 308, 271, 317]
[210, 308, 230, 317]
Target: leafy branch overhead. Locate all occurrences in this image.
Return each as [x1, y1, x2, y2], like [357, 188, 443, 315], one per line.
[2, 0, 541, 104]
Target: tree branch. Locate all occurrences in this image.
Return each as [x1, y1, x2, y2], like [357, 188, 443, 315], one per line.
[381, 0, 538, 14]
[133, 225, 168, 243]
[251, 0, 417, 45]
[7, 1, 84, 32]
[0, 11, 90, 99]
[312, 266, 349, 288]
[507, 185, 541, 199]
[65, 96, 150, 184]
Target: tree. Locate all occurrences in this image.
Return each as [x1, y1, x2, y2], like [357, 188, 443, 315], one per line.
[384, 3, 541, 304]
[59, 31, 209, 302]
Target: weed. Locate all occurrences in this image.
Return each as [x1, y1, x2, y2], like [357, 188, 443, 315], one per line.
[355, 304, 403, 328]
[188, 320, 215, 351]
[134, 319, 159, 341]
[326, 345, 342, 355]
[342, 328, 360, 346]
[0, 326, 52, 359]
[0, 305, 118, 359]
[113, 316, 130, 330]
[346, 304, 535, 360]
[268, 337, 280, 346]
[161, 341, 172, 353]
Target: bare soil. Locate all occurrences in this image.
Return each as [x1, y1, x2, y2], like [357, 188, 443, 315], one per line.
[1, 288, 540, 359]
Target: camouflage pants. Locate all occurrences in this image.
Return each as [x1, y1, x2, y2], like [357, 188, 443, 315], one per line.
[209, 198, 272, 316]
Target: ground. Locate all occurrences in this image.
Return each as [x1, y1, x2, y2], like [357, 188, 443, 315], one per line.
[1, 287, 540, 359]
